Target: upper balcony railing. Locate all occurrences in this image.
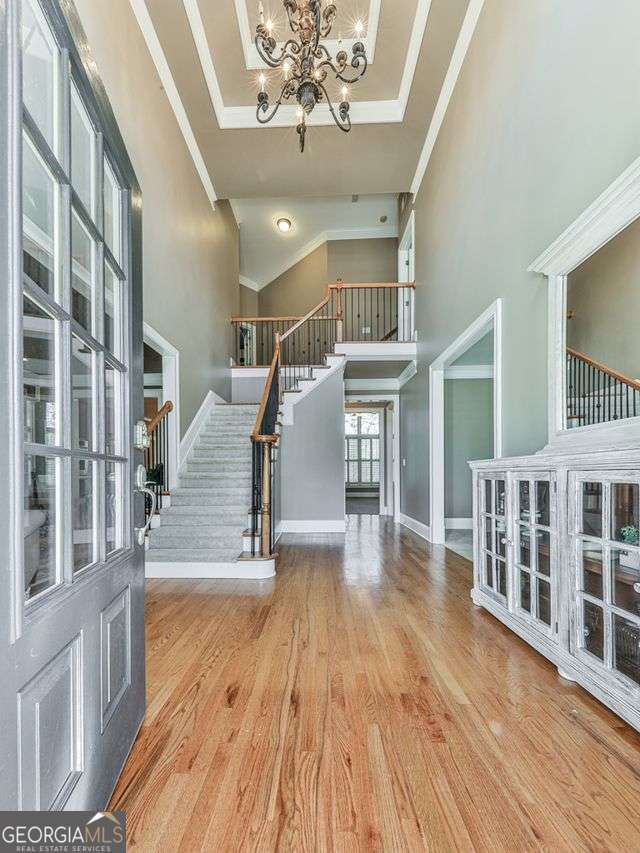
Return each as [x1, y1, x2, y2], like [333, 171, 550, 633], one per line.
[232, 280, 415, 367]
[244, 281, 415, 560]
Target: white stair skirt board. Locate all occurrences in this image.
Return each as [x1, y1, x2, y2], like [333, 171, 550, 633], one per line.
[445, 517, 473, 530]
[280, 520, 346, 533]
[178, 389, 227, 469]
[398, 512, 432, 541]
[280, 355, 346, 426]
[145, 559, 276, 580]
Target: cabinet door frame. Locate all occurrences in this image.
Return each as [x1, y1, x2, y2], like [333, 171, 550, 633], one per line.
[476, 471, 509, 605]
[568, 469, 640, 701]
[509, 470, 557, 638]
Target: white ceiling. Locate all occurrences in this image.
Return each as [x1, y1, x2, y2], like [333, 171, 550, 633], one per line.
[129, 0, 484, 199]
[233, 193, 398, 289]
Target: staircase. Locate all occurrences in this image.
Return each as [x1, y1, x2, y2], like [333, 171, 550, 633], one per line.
[145, 404, 275, 577]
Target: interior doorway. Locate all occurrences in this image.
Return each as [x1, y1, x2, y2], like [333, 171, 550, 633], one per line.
[143, 323, 180, 487]
[443, 333, 495, 559]
[345, 408, 382, 515]
[429, 300, 503, 546]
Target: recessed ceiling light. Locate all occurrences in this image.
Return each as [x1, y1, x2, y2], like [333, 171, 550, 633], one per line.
[277, 218, 292, 233]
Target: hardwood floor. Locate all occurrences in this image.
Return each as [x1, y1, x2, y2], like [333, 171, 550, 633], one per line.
[111, 515, 640, 851]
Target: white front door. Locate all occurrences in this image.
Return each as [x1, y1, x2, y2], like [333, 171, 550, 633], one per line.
[0, 0, 145, 809]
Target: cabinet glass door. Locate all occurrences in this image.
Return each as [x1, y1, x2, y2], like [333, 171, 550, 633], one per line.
[571, 474, 640, 691]
[479, 475, 508, 601]
[513, 474, 556, 634]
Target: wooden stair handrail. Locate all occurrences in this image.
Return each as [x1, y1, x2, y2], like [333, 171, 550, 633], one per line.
[146, 400, 173, 436]
[280, 294, 331, 342]
[251, 335, 281, 442]
[329, 281, 416, 290]
[231, 315, 303, 323]
[567, 348, 640, 393]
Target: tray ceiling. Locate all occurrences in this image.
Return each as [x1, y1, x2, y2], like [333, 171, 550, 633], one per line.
[132, 0, 481, 198]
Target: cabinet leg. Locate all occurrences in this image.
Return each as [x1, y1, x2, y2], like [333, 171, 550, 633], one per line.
[557, 667, 577, 683]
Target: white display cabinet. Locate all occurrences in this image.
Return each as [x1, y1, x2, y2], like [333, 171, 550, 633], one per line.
[471, 452, 640, 733]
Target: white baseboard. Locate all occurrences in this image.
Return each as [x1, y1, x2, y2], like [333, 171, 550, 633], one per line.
[179, 390, 226, 469]
[445, 517, 473, 530]
[145, 558, 275, 579]
[398, 512, 432, 541]
[280, 519, 346, 534]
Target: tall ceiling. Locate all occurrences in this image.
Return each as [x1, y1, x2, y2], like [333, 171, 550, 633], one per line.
[133, 0, 474, 199]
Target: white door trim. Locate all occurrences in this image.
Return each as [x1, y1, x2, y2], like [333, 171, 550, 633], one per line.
[143, 322, 180, 489]
[429, 299, 503, 544]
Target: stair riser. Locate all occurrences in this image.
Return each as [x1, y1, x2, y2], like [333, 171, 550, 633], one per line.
[171, 495, 250, 507]
[191, 449, 252, 461]
[161, 513, 247, 528]
[151, 533, 243, 548]
[147, 548, 240, 562]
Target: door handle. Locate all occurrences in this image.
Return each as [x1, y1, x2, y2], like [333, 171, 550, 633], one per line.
[135, 464, 157, 546]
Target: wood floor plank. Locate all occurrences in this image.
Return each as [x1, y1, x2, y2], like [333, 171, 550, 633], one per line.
[110, 518, 640, 851]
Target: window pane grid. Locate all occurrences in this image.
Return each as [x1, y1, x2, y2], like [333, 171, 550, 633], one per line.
[574, 477, 640, 686]
[479, 477, 507, 600]
[19, 0, 131, 609]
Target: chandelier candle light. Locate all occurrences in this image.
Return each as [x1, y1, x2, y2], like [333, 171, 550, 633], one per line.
[255, 1, 368, 152]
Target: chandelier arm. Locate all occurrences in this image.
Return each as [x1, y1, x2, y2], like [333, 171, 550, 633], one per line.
[255, 34, 302, 68]
[256, 80, 297, 124]
[332, 53, 368, 84]
[317, 82, 351, 133]
[320, 4, 337, 37]
[283, 0, 299, 33]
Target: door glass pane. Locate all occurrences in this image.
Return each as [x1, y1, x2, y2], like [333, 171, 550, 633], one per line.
[537, 579, 551, 626]
[611, 483, 640, 546]
[71, 335, 93, 450]
[537, 531, 551, 577]
[484, 479, 492, 513]
[24, 453, 57, 600]
[484, 518, 492, 552]
[520, 570, 531, 612]
[71, 211, 94, 332]
[104, 264, 119, 355]
[21, 0, 57, 153]
[611, 549, 640, 618]
[71, 86, 95, 216]
[371, 438, 380, 459]
[105, 364, 118, 456]
[72, 457, 94, 571]
[484, 553, 493, 588]
[536, 481, 551, 526]
[583, 601, 604, 660]
[496, 480, 506, 516]
[360, 461, 371, 483]
[23, 296, 56, 446]
[103, 158, 121, 262]
[347, 438, 358, 460]
[495, 518, 506, 557]
[519, 481, 530, 522]
[581, 540, 603, 599]
[613, 614, 640, 687]
[497, 559, 506, 596]
[361, 439, 371, 461]
[371, 461, 380, 483]
[105, 461, 121, 555]
[23, 135, 56, 296]
[347, 461, 358, 483]
[581, 482, 603, 537]
[518, 525, 531, 567]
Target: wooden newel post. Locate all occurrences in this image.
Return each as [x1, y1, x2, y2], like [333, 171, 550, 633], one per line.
[336, 279, 343, 343]
[261, 440, 271, 557]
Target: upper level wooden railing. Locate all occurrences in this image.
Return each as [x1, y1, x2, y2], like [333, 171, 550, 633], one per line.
[566, 348, 640, 426]
[233, 280, 416, 366]
[246, 281, 415, 559]
[144, 400, 174, 522]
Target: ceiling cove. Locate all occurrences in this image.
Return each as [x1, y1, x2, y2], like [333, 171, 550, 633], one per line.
[182, 0, 435, 129]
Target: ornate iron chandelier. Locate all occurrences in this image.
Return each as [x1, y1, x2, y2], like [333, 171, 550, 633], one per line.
[254, 1, 368, 152]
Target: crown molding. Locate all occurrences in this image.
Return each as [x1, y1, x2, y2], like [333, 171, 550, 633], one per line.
[239, 275, 261, 292]
[245, 224, 399, 290]
[183, 0, 431, 130]
[129, 0, 217, 208]
[528, 155, 640, 276]
[410, 0, 485, 196]
[234, 0, 381, 69]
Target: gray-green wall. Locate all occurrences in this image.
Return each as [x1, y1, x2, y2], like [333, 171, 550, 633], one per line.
[257, 238, 398, 317]
[401, 0, 640, 526]
[567, 215, 640, 380]
[74, 0, 240, 437]
[444, 379, 493, 519]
